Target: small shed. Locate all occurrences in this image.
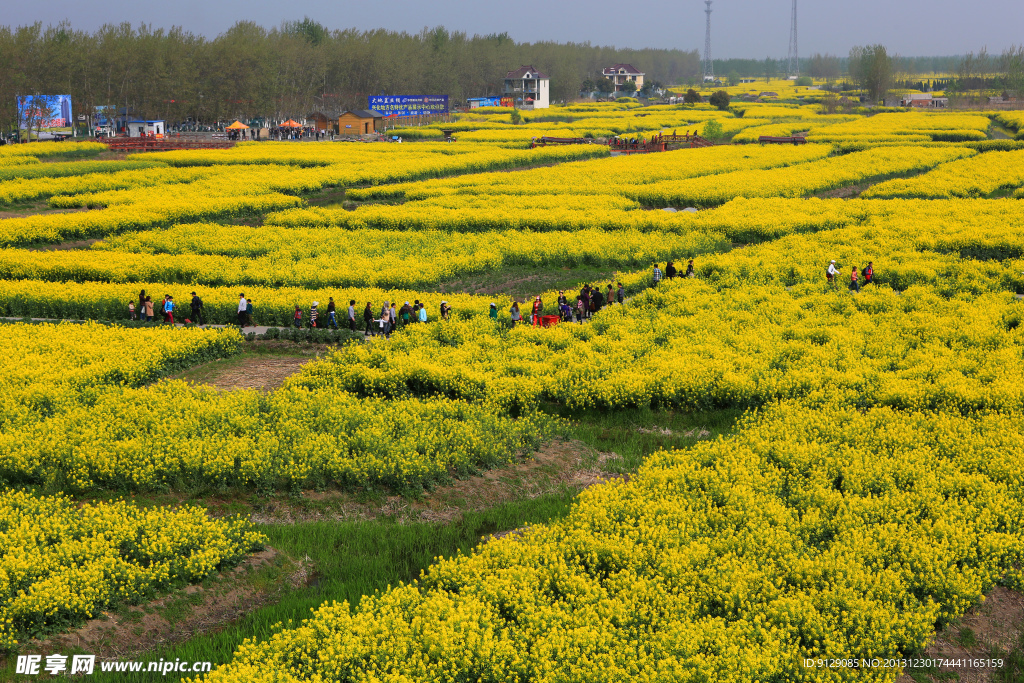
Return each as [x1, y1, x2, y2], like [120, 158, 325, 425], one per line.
[127, 120, 165, 137]
[338, 110, 383, 135]
[309, 110, 342, 132]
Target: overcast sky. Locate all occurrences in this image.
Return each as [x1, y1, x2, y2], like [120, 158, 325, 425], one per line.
[5, 0, 1022, 59]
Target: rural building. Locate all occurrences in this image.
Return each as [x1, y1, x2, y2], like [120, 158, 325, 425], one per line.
[504, 66, 550, 109]
[601, 64, 645, 93]
[308, 110, 342, 131]
[338, 110, 383, 135]
[127, 120, 165, 137]
[900, 93, 948, 108]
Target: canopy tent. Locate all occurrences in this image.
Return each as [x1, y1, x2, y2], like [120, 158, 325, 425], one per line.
[226, 120, 249, 129]
[279, 119, 303, 128]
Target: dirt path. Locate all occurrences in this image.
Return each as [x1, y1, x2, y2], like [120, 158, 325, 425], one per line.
[15, 548, 308, 665]
[179, 355, 314, 391]
[250, 438, 625, 525]
[895, 585, 1024, 683]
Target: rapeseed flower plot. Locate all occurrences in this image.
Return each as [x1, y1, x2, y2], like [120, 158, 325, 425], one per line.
[861, 149, 1024, 198]
[0, 226, 728, 292]
[200, 402, 1024, 682]
[0, 491, 264, 649]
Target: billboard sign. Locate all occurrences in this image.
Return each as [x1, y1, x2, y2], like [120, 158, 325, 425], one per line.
[469, 97, 514, 108]
[368, 95, 448, 117]
[17, 95, 73, 129]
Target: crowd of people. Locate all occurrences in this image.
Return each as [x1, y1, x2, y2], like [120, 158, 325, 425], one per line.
[129, 257, 895, 336]
[498, 281, 627, 326]
[361, 300, 443, 338]
[128, 289, 202, 325]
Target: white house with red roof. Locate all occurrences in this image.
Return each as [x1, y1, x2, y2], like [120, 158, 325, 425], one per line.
[602, 64, 645, 94]
[503, 66, 549, 109]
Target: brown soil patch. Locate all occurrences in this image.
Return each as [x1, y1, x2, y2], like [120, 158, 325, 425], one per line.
[250, 438, 624, 525]
[896, 585, 1024, 683]
[0, 207, 93, 219]
[17, 547, 308, 664]
[217, 357, 311, 391]
[181, 355, 314, 392]
[28, 238, 99, 251]
[813, 182, 872, 199]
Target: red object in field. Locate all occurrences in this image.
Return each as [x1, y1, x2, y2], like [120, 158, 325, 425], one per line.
[539, 315, 560, 328]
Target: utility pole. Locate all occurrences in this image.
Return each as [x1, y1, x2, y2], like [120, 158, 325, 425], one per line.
[703, 0, 714, 82]
[787, 0, 799, 78]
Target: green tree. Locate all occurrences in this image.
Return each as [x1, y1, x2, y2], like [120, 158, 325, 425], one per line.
[727, 70, 740, 86]
[763, 56, 775, 83]
[1000, 45, 1024, 98]
[683, 88, 701, 104]
[709, 89, 730, 110]
[702, 119, 723, 141]
[808, 53, 840, 82]
[849, 44, 893, 104]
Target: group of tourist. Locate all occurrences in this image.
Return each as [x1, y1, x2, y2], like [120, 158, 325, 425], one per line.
[652, 259, 696, 285]
[128, 289, 204, 325]
[361, 300, 447, 338]
[498, 282, 627, 326]
[826, 260, 875, 292]
[124, 255, 877, 339]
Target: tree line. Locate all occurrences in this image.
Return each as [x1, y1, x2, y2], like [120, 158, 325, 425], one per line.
[0, 20, 701, 130]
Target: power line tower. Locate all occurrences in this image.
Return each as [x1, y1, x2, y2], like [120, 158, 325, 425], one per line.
[786, 0, 799, 77]
[702, 0, 714, 82]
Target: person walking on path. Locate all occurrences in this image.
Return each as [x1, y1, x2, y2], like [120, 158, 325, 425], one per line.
[850, 267, 860, 293]
[163, 296, 175, 325]
[138, 290, 147, 321]
[293, 305, 302, 328]
[246, 299, 254, 326]
[686, 259, 695, 277]
[348, 300, 357, 331]
[440, 301, 451, 321]
[378, 302, 390, 335]
[489, 303, 498, 320]
[559, 299, 573, 322]
[327, 298, 338, 329]
[510, 300, 521, 324]
[190, 291, 204, 326]
[389, 302, 398, 335]
[862, 262, 874, 285]
[826, 260, 839, 285]
[418, 303, 428, 323]
[592, 287, 604, 312]
[144, 296, 154, 322]
[128, 300, 136, 320]
[606, 284, 615, 306]
[576, 296, 586, 323]
[309, 302, 319, 328]
[665, 261, 677, 279]
[617, 282, 625, 304]
[237, 293, 248, 327]
[363, 302, 374, 336]
[652, 262, 663, 287]
[531, 296, 544, 325]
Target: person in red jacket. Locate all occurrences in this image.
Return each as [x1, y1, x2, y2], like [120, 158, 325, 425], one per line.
[862, 261, 874, 285]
